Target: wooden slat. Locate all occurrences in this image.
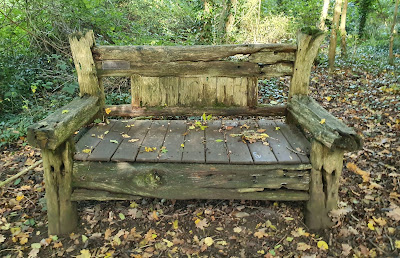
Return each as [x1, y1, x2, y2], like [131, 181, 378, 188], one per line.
[258, 120, 301, 164]
[136, 120, 169, 162]
[111, 120, 151, 162]
[244, 120, 278, 164]
[158, 121, 187, 162]
[182, 122, 205, 163]
[87, 121, 129, 162]
[276, 122, 311, 164]
[106, 105, 287, 117]
[205, 121, 229, 164]
[224, 120, 253, 164]
[74, 121, 115, 161]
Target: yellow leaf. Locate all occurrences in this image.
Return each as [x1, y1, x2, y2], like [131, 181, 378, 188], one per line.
[77, 249, 91, 258]
[204, 237, 214, 246]
[62, 110, 69, 114]
[317, 240, 329, 250]
[275, 127, 280, 131]
[320, 119, 326, 124]
[395, 240, 400, 249]
[181, 144, 184, 148]
[16, 195, 24, 202]
[82, 149, 91, 154]
[346, 163, 370, 182]
[163, 239, 173, 247]
[368, 222, 375, 230]
[121, 134, 130, 138]
[105, 108, 111, 115]
[128, 139, 139, 143]
[172, 220, 179, 230]
[325, 96, 332, 101]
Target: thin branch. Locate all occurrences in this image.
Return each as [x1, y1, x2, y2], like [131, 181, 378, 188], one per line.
[0, 160, 43, 188]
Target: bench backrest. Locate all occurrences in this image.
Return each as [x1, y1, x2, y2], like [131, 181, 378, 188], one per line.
[69, 30, 323, 115]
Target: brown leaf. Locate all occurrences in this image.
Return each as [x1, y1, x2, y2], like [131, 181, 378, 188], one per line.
[341, 243, 352, 256]
[387, 204, 400, 221]
[195, 218, 208, 230]
[346, 163, 370, 182]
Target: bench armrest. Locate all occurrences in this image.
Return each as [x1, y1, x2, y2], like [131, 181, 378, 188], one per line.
[27, 95, 100, 150]
[287, 95, 362, 151]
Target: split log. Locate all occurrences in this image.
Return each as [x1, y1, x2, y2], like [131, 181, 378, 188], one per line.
[73, 162, 311, 200]
[42, 137, 77, 235]
[289, 28, 325, 99]
[27, 96, 99, 150]
[106, 104, 287, 117]
[287, 95, 362, 151]
[305, 140, 344, 229]
[92, 44, 297, 63]
[71, 189, 140, 201]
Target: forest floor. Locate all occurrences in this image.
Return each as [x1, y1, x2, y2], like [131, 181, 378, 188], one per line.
[0, 65, 399, 258]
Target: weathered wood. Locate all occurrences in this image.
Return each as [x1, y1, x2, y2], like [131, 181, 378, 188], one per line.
[27, 96, 99, 150]
[306, 140, 344, 229]
[96, 61, 293, 78]
[249, 51, 295, 63]
[287, 95, 363, 151]
[277, 121, 310, 164]
[42, 137, 77, 235]
[71, 189, 140, 201]
[182, 123, 206, 163]
[69, 31, 104, 106]
[158, 120, 187, 162]
[111, 120, 151, 162]
[136, 121, 169, 162]
[288, 29, 325, 99]
[224, 120, 253, 164]
[205, 121, 229, 164]
[73, 162, 310, 200]
[92, 44, 297, 62]
[75, 121, 115, 161]
[106, 105, 287, 117]
[245, 120, 277, 164]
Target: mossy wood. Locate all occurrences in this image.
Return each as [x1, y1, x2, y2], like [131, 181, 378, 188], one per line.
[287, 95, 362, 151]
[27, 96, 99, 150]
[73, 162, 311, 200]
[27, 28, 363, 235]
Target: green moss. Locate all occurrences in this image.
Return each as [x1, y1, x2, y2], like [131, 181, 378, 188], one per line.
[300, 27, 324, 37]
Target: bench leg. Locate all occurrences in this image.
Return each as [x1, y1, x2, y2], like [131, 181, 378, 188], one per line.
[42, 137, 77, 235]
[306, 140, 344, 230]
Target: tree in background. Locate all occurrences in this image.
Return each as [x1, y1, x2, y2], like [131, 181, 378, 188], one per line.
[389, 0, 399, 65]
[319, 0, 330, 31]
[329, 0, 343, 72]
[358, 0, 374, 37]
[340, 0, 349, 57]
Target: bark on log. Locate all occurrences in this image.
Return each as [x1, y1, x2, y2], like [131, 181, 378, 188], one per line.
[27, 96, 99, 150]
[92, 44, 297, 62]
[71, 189, 140, 201]
[96, 61, 293, 78]
[106, 104, 287, 117]
[305, 140, 344, 229]
[69, 31, 104, 106]
[73, 162, 310, 200]
[289, 29, 325, 99]
[287, 95, 362, 151]
[42, 138, 77, 235]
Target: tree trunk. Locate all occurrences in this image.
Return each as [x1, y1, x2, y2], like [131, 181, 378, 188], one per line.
[42, 137, 77, 235]
[340, 0, 349, 57]
[358, 0, 371, 38]
[328, 0, 343, 72]
[319, 0, 330, 31]
[389, 0, 399, 65]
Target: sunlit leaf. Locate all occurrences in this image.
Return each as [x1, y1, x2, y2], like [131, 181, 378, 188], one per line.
[320, 118, 326, 124]
[204, 237, 213, 246]
[62, 110, 69, 114]
[317, 240, 329, 250]
[105, 108, 112, 115]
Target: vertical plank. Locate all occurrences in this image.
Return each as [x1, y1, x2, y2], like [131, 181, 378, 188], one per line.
[245, 120, 277, 164]
[232, 78, 247, 106]
[179, 77, 202, 106]
[223, 120, 253, 164]
[141, 77, 161, 106]
[87, 121, 129, 162]
[111, 120, 152, 162]
[216, 77, 234, 105]
[205, 120, 229, 164]
[136, 120, 169, 162]
[276, 121, 310, 164]
[74, 121, 115, 161]
[131, 75, 142, 107]
[159, 120, 187, 162]
[182, 123, 205, 163]
[247, 77, 258, 108]
[257, 120, 301, 164]
[160, 77, 180, 106]
[202, 77, 217, 106]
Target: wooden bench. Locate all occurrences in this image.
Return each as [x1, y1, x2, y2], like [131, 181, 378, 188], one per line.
[27, 29, 362, 235]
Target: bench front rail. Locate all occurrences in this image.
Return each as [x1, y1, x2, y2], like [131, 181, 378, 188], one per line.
[27, 29, 362, 235]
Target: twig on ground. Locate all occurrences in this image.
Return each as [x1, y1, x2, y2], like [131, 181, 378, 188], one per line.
[0, 160, 43, 188]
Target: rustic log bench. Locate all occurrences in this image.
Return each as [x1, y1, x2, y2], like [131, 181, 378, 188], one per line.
[27, 29, 362, 235]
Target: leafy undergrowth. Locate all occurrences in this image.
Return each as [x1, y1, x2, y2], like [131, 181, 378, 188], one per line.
[0, 65, 399, 257]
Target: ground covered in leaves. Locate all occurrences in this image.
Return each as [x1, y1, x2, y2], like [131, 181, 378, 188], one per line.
[0, 64, 399, 257]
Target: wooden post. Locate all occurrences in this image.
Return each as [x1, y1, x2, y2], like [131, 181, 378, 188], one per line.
[42, 137, 77, 235]
[69, 31, 105, 107]
[306, 140, 344, 229]
[288, 28, 325, 100]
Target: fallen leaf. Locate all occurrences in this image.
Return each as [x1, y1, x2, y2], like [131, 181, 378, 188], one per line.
[257, 129, 266, 133]
[163, 239, 173, 247]
[119, 213, 125, 220]
[254, 228, 268, 238]
[121, 134, 130, 138]
[346, 163, 370, 182]
[105, 108, 111, 114]
[110, 140, 119, 144]
[317, 240, 329, 250]
[28, 248, 40, 258]
[233, 227, 242, 233]
[0, 234, 5, 243]
[320, 118, 326, 124]
[172, 220, 179, 230]
[76, 249, 91, 258]
[204, 237, 214, 246]
[325, 96, 332, 101]
[181, 144, 184, 148]
[195, 218, 208, 230]
[297, 242, 311, 251]
[215, 139, 224, 142]
[342, 243, 352, 256]
[387, 204, 400, 221]
[82, 235, 88, 243]
[62, 110, 69, 114]
[395, 240, 400, 249]
[31, 243, 41, 249]
[82, 149, 91, 154]
[372, 217, 386, 226]
[128, 139, 139, 143]
[234, 212, 249, 218]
